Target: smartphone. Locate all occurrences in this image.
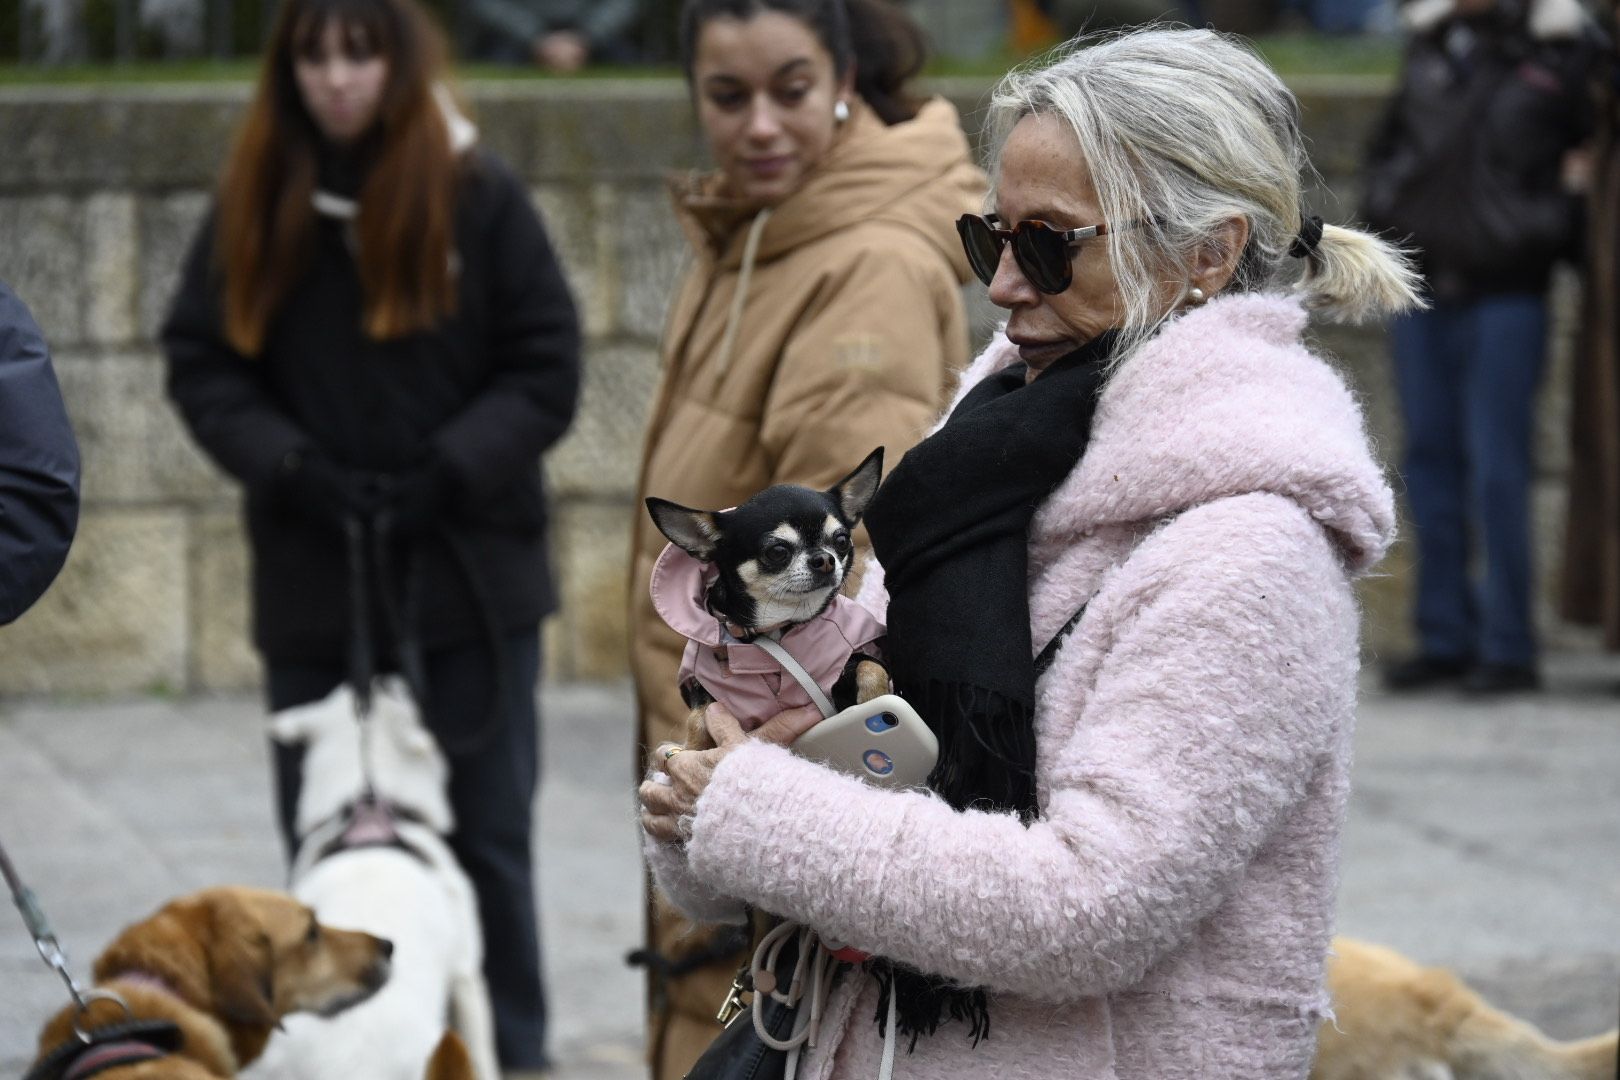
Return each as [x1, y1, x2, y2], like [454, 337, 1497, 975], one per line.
[792, 694, 938, 790]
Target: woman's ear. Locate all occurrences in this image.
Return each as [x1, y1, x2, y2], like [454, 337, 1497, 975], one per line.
[836, 64, 857, 115]
[1191, 216, 1252, 297]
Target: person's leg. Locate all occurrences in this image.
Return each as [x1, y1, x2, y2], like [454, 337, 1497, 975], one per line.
[263, 662, 347, 860]
[1462, 291, 1548, 677]
[421, 629, 548, 1071]
[1390, 302, 1477, 672]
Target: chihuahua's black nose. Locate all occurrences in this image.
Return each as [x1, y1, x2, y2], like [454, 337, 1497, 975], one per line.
[809, 551, 835, 575]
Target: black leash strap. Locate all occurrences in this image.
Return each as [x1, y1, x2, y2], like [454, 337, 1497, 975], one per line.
[350, 511, 511, 760]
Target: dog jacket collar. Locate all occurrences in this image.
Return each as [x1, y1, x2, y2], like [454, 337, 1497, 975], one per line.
[649, 543, 885, 730]
[25, 1019, 182, 1080]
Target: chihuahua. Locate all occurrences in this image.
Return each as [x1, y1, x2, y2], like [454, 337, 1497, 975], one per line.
[646, 448, 890, 750]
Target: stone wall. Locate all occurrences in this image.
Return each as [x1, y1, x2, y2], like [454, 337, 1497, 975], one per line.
[0, 78, 1589, 694]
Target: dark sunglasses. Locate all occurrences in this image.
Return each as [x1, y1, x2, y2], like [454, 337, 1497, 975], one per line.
[956, 213, 1115, 295]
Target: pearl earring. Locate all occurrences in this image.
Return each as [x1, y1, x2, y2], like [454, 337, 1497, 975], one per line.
[1187, 286, 1207, 306]
[834, 100, 850, 124]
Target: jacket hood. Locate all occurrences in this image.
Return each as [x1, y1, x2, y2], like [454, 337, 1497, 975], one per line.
[969, 294, 1395, 573]
[671, 96, 981, 280]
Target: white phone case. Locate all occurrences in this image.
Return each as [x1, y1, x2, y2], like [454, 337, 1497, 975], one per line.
[792, 694, 938, 789]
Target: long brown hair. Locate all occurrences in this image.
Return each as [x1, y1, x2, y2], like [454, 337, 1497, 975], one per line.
[216, 0, 460, 356]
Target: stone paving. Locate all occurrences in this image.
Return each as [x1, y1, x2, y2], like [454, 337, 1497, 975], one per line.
[2, 657, 1617, 1077]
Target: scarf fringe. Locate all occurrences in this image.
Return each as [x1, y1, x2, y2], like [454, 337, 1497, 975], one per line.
[908, 679, 1040, 823]
[873, 959, 992, 1048]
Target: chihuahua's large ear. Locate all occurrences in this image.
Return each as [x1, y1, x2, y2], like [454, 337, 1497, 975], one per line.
[828, 448, 884, 523]
[206, 894, 278, 1028]
[646, 497, 722, 562]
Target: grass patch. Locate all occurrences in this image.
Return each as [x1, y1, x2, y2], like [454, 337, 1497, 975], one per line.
[0, 32, 1399, 86]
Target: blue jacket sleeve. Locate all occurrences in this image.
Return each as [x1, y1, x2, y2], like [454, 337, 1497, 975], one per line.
[0, 281, 81, 625]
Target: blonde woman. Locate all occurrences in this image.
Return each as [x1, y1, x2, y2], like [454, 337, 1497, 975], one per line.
[641, 27, 1422, 1078]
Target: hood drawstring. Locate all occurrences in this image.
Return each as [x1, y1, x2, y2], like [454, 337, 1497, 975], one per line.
[711, 207, 773, 390]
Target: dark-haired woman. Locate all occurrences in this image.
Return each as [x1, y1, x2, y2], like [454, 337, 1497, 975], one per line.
[626, 1, 986, 1074]
[163, 0, 580, 1073]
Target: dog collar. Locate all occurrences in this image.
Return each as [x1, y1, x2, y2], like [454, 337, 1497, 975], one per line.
[24, 1019, 182, 1080]
[61, 1039, 168, 1080]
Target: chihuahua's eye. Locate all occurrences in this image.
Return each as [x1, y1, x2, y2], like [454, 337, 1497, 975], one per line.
[762, 541, 793, 567]
[831, 532, 851, 556]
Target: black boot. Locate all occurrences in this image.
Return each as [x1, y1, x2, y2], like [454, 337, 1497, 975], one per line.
[1461, 663, 1541, 694]
[1383, 654, 1474, 691]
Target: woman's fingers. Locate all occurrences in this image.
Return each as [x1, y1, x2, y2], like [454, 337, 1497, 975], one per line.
[638, 777, 685, 817]
[641, 809, 681, 844]
[752, 703, 824, 746]
[650, 741, 684, 774]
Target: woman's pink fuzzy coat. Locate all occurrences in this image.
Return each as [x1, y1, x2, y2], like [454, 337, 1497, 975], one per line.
[645, 293, 1395, 1079]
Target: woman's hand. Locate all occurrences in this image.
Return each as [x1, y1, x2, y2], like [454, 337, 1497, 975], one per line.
[638, 701, 822, 844]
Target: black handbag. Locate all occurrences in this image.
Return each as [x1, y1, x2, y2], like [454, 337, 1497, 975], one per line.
[684, 931, 807, 1080]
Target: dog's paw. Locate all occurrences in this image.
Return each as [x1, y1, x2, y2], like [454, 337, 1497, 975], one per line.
[854, 660, 890, 704]
[684, 704, 718, 752]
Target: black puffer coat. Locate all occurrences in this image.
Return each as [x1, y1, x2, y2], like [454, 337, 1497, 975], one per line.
[165, 148, 581, 662]
[1362, 0, 1601, 300]
[0, 281, 80, 626]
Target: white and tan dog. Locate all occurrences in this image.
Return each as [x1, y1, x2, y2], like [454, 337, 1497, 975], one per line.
[246, 678, 500, 1080]
[1314, 937, 1618, 1080]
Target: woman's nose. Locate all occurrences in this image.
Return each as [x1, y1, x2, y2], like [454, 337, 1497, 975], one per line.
[987, 243, 1036, 308]
[322, 59, 354, 89]
[745, 98, 783, 141]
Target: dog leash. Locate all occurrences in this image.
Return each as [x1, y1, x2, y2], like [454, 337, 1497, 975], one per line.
[1, 829, 101, 1016]
[0, 829, 182, 1070]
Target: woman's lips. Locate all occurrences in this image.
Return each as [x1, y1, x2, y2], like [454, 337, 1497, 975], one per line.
[1012, 338, 1074, 366]
[744, 155, 793, 179]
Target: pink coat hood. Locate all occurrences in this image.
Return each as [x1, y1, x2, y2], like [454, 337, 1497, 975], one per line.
[1008, 293, 1394, 576]
[649, 542, 886, 730]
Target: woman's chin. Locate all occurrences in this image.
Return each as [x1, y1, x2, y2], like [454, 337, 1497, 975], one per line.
[731, 173, 800, 207]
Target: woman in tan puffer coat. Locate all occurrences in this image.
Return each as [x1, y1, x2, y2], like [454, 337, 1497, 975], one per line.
[626, 1, 986, 1075]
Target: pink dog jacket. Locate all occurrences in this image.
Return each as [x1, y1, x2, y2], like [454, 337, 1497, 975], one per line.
[649, 543, 886, 731]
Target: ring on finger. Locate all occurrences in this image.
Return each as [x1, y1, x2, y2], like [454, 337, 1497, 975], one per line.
[661, 745, 686, 763]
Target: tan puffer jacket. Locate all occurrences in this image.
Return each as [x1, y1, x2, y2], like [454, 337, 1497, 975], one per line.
[628, 95, 986, 1078]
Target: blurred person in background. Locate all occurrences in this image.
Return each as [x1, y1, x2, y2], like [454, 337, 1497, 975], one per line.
[1564, 1, 1620, 669]
[0, 281, 80, 627]
[464, 0, 641, 69]
[1363, 0, 1600, 693]
[162, 0, 580, 1073]
[625, 0, 986, 1074]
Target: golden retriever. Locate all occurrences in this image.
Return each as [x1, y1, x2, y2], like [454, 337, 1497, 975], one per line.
[1314, 937, 1618, 1080]
[30, 886, 391, 1080]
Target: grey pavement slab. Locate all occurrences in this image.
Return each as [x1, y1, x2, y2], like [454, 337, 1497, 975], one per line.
[0, 685, 645, 1080]
[2, 655, 1618, 1077]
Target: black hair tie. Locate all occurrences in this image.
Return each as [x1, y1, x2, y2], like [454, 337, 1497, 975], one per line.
[1289, 213, 1325, 260]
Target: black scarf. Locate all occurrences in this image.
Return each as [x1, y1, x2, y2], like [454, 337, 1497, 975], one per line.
[862, 332, 1114, 1045]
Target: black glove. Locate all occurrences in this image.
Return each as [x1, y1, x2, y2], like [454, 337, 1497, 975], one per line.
[374, 454, 457, 538]
[274, 448, 378, 530]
